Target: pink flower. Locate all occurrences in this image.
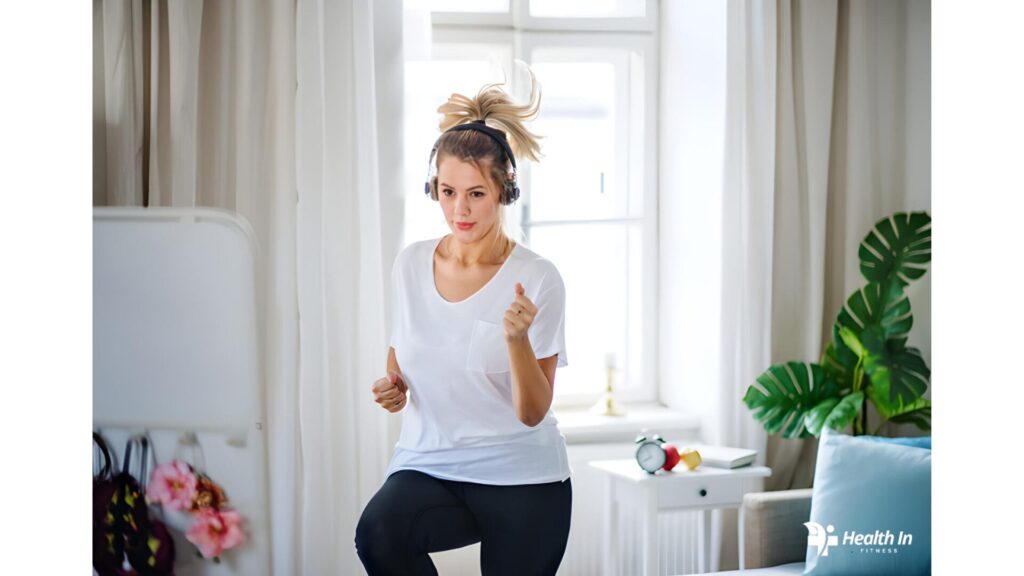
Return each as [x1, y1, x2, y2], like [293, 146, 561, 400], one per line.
[186, 508, 246, 559]
[147, 460, 198, 511]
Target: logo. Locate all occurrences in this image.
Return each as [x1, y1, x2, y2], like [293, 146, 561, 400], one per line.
[804, 522, 915, 558]
[804, 522, 838, 558]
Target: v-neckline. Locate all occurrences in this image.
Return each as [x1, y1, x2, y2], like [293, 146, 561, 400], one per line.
[430, 235, 518, 305]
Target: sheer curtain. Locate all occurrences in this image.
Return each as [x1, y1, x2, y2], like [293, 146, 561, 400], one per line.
[293, 0, 401, 572]
[661, 0, 930, 570]
[94, 0, 403, 573]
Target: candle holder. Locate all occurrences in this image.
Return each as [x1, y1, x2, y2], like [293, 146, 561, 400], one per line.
[590, 354, 626, 416]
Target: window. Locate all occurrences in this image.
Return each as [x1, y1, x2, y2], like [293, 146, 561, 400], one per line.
[403, 0, 658, 408]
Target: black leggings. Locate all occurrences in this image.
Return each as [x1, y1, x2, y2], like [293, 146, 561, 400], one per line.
[355, 470, 572, 576]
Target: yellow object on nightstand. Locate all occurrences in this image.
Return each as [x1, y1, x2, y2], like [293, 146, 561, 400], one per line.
[679, 448, 702, 470]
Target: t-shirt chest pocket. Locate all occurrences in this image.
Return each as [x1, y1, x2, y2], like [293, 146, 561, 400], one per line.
[465, 319, 510, 374]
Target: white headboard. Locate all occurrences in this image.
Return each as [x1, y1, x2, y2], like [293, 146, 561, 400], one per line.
[93, 207, 270, 575]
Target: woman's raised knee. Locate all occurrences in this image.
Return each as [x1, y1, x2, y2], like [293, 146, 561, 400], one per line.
[354, 506, 403, 558]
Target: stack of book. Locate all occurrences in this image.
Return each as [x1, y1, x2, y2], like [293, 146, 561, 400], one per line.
[688, 444, 758, 469]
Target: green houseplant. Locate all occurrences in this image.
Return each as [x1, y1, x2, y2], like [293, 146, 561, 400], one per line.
[743, 212, 932, 437]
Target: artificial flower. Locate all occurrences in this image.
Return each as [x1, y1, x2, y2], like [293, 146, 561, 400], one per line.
[146, 460, 198, 511]
[185, 508, 246, 559]
[192, 473, 228, 511]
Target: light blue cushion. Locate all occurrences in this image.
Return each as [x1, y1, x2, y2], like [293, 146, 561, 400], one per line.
[804, 428, 931, 575]
[860, 434, 931, 450]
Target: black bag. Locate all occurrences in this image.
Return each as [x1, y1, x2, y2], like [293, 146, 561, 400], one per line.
[93, 432, 123, 574]
[93, 434, 176, 576]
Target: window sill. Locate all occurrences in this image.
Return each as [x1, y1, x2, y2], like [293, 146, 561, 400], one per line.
[553, 403, 701, 445]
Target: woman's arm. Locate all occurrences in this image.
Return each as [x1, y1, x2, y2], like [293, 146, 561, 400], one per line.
[370, 347, 407, 413]
[507, 339, 557, 427]
[504, 282, 560, 427]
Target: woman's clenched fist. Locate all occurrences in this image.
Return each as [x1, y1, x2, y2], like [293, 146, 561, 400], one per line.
[372, 370, 408, 413]
[503, 282, 537, 342]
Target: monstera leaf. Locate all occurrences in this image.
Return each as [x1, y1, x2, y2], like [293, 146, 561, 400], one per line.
[805, 391, 865, 436]
[744, 362, 840, 439]
[861, 327, 930, 409]
[836, 280, 913, 344]
[837, 325, 866, 358]
[859, 212, 931, 287]
[885, 397, 932, 431]
[821, 341, 856, 391]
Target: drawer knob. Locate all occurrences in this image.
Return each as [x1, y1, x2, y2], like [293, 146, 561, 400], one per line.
[699, 489, 707, 497]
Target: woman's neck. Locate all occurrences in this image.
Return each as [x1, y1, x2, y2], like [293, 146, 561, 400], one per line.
[443, 229, 513, 268]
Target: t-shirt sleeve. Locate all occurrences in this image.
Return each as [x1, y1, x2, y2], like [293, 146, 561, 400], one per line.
[528, 271, 568, 368]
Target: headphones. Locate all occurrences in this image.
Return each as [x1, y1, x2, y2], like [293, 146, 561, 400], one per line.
[424, 119, 521, 206]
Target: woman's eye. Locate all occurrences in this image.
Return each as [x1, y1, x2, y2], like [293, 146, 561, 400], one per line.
[472, 192, 485, 198]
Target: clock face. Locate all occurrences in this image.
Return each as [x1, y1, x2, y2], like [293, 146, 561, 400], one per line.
[636, 442, 666, 473]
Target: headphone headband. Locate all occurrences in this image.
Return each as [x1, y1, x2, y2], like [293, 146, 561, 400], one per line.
[442, 120, 518, 171]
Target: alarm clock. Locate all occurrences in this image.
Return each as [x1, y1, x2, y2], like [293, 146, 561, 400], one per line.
[634, 434, 680, 474]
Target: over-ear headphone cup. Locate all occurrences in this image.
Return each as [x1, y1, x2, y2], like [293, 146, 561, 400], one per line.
[424, 176, 438, 200]
[503, 184, 520, 205]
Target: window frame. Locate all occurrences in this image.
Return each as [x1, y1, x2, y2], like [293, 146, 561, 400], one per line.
[415, 0, 660, 409]
[519, 31, 658, 409]
[429, 0, 659, 32]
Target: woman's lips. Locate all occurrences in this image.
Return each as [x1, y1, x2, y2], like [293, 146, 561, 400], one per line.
[456, 222, 475, 230]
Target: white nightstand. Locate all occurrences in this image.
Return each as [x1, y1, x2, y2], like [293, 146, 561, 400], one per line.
[588, 459, 772, 575]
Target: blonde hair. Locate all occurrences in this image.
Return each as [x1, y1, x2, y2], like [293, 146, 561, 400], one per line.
[436, 67, 544, 163]
[428, 64, 543, 259]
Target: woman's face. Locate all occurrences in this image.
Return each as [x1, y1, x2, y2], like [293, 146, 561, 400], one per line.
[436, 156, 501, 245]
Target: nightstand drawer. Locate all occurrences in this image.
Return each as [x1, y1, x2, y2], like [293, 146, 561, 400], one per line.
[658, 479, 744, 509]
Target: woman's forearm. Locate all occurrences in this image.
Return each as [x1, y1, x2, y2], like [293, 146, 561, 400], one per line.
[506, 335, 552, 427]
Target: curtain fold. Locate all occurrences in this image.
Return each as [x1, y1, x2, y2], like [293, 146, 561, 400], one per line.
[100, 0, 145, 207]
[713, 2, 778, 567]
[294, 0, 392, 572]
[94, 0, 402, 573]
[764, 0, 839, 494]
[263, 3, 301, 574]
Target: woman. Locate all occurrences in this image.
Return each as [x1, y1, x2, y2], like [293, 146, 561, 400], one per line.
[354, 68, 572, 576]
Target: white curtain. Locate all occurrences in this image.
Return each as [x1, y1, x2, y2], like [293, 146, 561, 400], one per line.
[94, 0, 404, 573]
[720, 0, 843, 499]
[96, 0, 145, 207]
[95, 0, 273, 211]
[661, 0, 930, 571]
[293, 0, 399, 572]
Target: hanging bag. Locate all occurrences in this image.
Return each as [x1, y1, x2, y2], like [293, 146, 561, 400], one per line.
[123, 435, 176, 575]
[94, 434, 176, 576]
[93, 432, 123, 575]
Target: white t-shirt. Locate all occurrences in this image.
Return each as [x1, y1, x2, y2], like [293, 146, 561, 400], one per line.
[385, 236, 572, 485]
